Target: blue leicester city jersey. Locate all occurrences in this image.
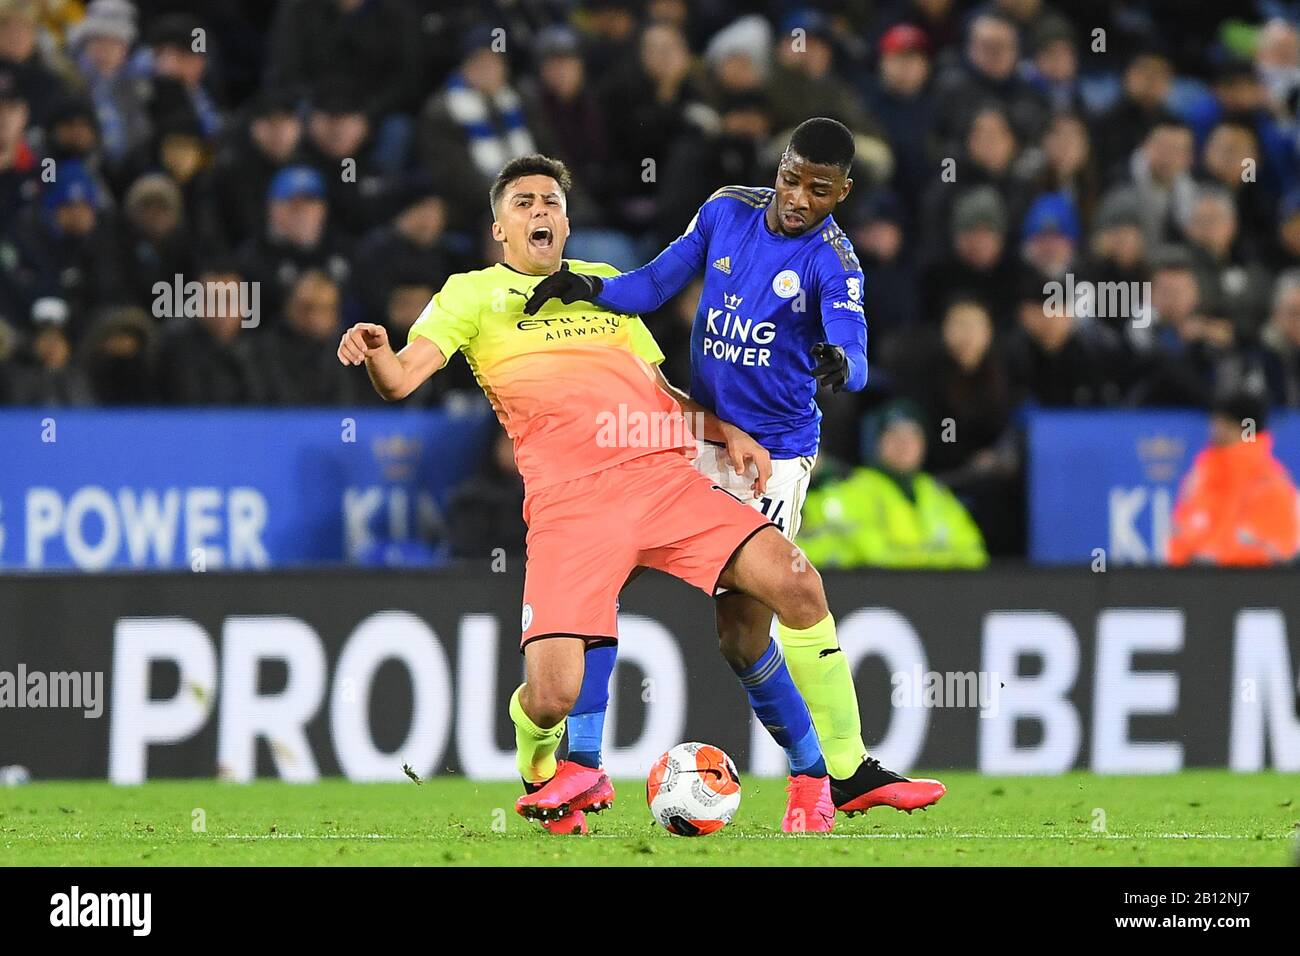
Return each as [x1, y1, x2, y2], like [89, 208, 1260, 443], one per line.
[598, 185, 868, 459]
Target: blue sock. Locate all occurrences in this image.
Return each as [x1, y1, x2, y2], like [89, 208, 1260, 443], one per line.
[735, 639, 827, 777]
[567, 644, 616, 769]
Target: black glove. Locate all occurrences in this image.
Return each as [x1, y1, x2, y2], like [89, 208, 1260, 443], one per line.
[811, 342, 849, 392]
[522, 262, 604, 315]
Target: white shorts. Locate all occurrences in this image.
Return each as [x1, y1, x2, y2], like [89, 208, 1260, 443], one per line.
[691, 441, 816, 543]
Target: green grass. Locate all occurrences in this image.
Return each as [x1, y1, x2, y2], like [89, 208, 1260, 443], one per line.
[2, 771, 1297, 866]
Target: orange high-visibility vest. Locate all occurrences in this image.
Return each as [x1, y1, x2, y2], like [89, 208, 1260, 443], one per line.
[1167, 431, 1300, 566]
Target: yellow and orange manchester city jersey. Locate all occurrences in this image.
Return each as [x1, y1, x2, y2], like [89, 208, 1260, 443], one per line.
[409, 259, 690, 491]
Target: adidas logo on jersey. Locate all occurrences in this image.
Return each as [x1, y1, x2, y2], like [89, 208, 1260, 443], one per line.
[712, 256, 732, 274]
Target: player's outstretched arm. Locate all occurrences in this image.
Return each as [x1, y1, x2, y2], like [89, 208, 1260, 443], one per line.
[525, 202, 713, 316]
[524, 253, 696, 318]
[337, 323, 446, 401]
[654, 365, 771, 494]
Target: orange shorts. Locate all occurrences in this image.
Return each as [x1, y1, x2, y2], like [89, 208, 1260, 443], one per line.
[519, 450, 773, 648]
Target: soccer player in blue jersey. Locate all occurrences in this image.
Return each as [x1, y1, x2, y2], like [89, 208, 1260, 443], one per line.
[525, 118, 946, 829]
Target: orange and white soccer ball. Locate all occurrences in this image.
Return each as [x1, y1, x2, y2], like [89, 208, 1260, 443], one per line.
[646, 742, 742, 836]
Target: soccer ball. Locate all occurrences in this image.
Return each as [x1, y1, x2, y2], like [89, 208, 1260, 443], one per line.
[646, 742, 741, 836]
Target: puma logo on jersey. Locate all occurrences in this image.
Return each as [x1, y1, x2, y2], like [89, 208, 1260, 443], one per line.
[712, 256, 732, 274]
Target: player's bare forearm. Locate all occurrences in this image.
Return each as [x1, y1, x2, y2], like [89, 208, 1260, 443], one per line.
[339, 324, 445, 401]
[364, 345, 408, 400]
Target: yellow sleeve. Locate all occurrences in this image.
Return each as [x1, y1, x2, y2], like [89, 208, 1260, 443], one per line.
[627, 315, 665, 365]
[408, 273, 480, 356]
[566, 258, 622, 279]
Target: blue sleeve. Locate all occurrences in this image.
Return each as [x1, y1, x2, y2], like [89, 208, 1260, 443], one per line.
[595, 202, 713, 315]
[817, 254, 869, 392]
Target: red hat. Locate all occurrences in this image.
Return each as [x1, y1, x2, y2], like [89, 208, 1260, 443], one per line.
[880, 24, 928, 56]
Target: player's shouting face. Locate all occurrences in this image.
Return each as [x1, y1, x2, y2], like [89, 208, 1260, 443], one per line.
[769, 149, 852, 238]
[492, 173, 571, 275]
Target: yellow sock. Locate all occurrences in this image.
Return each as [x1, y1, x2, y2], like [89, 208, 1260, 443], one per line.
[510, 684, 565, 784]
[777, 613, 867, 779]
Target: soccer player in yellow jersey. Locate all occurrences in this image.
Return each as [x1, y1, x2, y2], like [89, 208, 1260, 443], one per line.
[339, 155, 840, 833]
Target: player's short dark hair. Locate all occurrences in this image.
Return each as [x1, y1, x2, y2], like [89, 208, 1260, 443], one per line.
[1212, 388, 1268, 431]
[787, 117, 855, 173]
[489, 154, 573, 215]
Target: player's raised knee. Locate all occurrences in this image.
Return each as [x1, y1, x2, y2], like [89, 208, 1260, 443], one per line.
[780, 549, 828, 627]
[523, 681, 579, 728]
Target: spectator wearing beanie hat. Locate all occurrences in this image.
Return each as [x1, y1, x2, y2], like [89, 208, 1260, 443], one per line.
[68, 0, 150, 166]
[702, 14, 772, 101]
[520, 24, 610, 227]
[10, 159, 127, 333]
[1082, 186, 1152, 351]
[79, 304, 158, 404]
[301, 76, 388, 238]
[136, 13, 220, 139]
[419, 24, 539, 231]
[199, 87, 303, 255]
[920, 185, 1020, 326]
[44, 93, 117, 205]
[1021, 14, 1082, 113]
[5, 295, 94, 405]
[1020, 191, 1081, 280]
[862, 24, 933, 225]
[235, 164, 352, 320]
[121, 172, 196, 309]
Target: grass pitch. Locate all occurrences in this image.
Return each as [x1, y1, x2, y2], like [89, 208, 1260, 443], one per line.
[2, 771, 1296, 866]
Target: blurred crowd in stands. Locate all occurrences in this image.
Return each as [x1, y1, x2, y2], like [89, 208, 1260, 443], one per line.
[5, 0, 1300, 559]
